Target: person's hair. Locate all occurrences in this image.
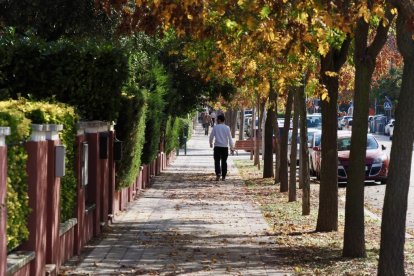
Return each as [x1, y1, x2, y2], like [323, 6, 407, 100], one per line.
[217, 114, 225, 122]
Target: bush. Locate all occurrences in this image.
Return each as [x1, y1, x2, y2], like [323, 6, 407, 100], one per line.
[177, 117, 192, 148]
[115, 86, 147, 189]
[164, 116, 179, 155]
[141, 62, 168, 165]
[0, 99, 78, 251]
[0, 30, 129, 121]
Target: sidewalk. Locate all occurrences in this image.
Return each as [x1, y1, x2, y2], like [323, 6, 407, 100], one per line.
[61, 125, 287, 275]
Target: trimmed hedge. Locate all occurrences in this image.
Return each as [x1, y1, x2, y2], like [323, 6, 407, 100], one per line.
[0, 31, 198, 192]
[0, 99, 78, 251]
[0, 30, 128, 121]
[115, 86, 147, 189]
[141, 62, 168, 165]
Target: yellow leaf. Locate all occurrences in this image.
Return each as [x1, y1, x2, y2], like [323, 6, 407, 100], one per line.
[325, 71, 338, 77]
[321, 91, 330, 103]
[318, 42, 329, 57]
[187, 14, 193, 20]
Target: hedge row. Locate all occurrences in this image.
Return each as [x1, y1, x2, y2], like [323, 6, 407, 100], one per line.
[0, 30, 128, 121]
[0, 32, 194, 249]
[0, 99, 78, 251]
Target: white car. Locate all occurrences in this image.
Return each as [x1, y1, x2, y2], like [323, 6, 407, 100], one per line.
[385, 119, 395, 136]
[339, 116, 353, 130]
[307, 114, 322, 129]
[389, 121, 395, 140]
[288, 128, 320, 165]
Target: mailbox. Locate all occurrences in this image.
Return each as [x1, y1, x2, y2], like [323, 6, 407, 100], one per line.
[82, 142, 89, 186]
[55, 145, 66, 177]
[114, 139, 123, 161]
[99, 133, 109, 159]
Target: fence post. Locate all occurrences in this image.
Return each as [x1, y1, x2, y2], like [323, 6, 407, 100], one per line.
[45, 124, 64, 271]
[0, 127, 10, 276]
[22, 124, 49, 276]
[74, 133, 86, 255]
[83, 122, 108, 237]
[108, 130, 116, 218]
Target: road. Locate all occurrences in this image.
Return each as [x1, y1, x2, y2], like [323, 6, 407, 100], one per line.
[361, 134, 414, 230]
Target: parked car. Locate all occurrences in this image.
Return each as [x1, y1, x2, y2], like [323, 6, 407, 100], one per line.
[309, 130, 322, 176]
[339, 116, 353, 130]
[385, 119, 395, 136]
[311, 131, 389, 183]
[307, 114, 322, 129]
[338, 117, 343, 130]
[288, 128, 320, 164]
[389, 120, 395, 140]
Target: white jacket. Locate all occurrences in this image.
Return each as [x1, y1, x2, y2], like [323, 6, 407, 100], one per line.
[209, 124, 234, 148]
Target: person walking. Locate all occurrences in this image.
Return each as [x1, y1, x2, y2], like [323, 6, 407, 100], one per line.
[209, 114, 234, 181]
[203, 113, 212, 135]
[210, 111, 217, 127]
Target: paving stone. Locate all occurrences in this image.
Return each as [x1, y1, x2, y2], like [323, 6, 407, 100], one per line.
[61, 126, 289, 275]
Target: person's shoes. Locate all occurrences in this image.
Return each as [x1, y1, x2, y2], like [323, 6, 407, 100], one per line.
[221, 176, 226, 181]
[216, 175, 220, 181]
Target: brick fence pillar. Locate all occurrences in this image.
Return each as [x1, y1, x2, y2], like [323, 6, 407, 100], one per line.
[22, 124, 49, 276]
[99, 132, 109, 228]
[83, 121, 110, 237]
[74, 134, 86, 255]
[86, 131, 100, 237]
[45, 124, 64, 271]
[0, 127, 10, 276]
[108, 131, 115, 217]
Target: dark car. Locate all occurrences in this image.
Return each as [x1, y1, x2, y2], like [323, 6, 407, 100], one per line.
[311, 131, 389, 183]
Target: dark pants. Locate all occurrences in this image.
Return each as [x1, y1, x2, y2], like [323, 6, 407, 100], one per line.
[204, 123, 209, 135]
[214, 147, 229, 177]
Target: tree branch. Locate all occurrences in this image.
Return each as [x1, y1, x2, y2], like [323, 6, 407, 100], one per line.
[367, 5, 396, 58]
[334, 34, 352, 71]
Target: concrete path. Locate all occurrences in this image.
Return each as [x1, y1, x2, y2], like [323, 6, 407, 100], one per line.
[62, 125, 287, 275]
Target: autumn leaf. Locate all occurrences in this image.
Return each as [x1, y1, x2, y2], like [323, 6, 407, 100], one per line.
[325, 71, 338, 78]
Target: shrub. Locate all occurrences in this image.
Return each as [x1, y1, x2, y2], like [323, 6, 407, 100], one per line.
[141, 62, 168, 165]
[177, 117, 193, 148]
[115, 86, 147, 189]
[164, 116, 179, 155]
[0, 30, 128, 121]
[0, 99, 78, 250]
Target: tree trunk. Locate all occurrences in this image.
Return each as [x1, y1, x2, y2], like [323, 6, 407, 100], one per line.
[280, 90, 294, 192]
[272, 92, 281, 185]
[264, 90, 277, 178]
[250, 107, 255, 160]
[230, 108, 237, 138]
[298, 76, 310, 215]
[254, 97, 263, 169]
[239, 108, 245, 140]
[344, 9, 393, 258]
[262, 110, 266, 160]
[226, 108, 237, 138]
[253, 96, 262, 166]
[379, 10, 414, 275]
[316, 37, 351, 232]
[289, 90, 298, 202]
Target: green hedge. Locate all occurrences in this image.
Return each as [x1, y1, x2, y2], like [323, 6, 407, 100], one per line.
[0, 30, 128, 121]
[115, 86, 147, 189]
[0, 99, 78, 251]
[141, 62, 168, 165]
[164, 116, 193, 155]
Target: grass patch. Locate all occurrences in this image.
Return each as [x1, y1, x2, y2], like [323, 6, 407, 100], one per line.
[234, 159, 414, 275]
